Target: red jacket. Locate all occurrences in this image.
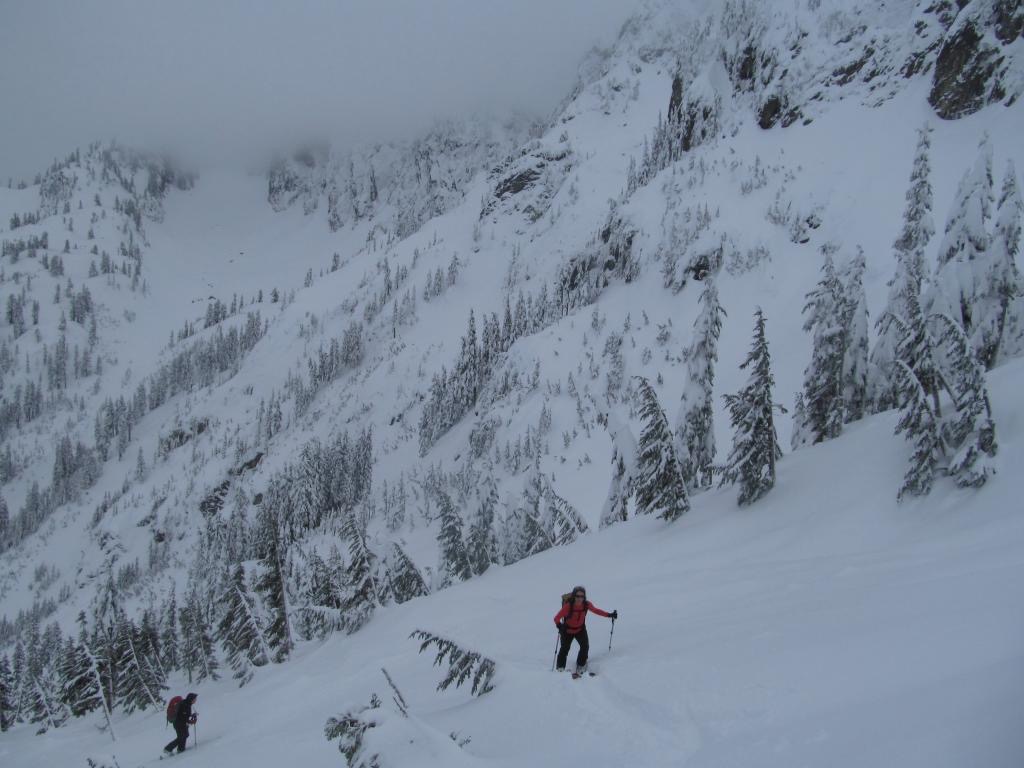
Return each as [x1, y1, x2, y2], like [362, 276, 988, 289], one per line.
[554, 600, 610, 635]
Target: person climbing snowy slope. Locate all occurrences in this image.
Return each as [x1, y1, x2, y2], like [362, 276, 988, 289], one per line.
[162, 692, 198, 757]
[553, 585, 617, 674]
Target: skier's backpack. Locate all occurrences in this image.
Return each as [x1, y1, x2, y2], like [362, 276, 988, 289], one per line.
[166, 695, 183, 724]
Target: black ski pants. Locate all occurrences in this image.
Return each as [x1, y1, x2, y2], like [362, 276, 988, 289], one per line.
[164, 722, 189, 753]
[557, 627, 589, 670]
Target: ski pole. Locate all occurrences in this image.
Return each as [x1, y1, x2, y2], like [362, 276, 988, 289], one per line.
[551, 632, 559, 671]
[608, 618, 615, 652]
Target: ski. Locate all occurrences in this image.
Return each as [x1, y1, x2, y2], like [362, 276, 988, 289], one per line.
[155, 753, 192, 765]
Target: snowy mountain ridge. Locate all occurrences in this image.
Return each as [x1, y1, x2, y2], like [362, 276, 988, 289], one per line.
[1, 0, 1023, 765]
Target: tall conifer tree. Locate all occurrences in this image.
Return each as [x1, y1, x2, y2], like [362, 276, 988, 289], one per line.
[933, 314, 997, 488]
[254, 531, 295, 662]
[794, 251, 845, 446]
[216, 565, 270, 686]
[839, 249, 870, 423]
[926, 135, 993, 350]
[720, 309, 784, 505]
[465, 487, 499, 577]
[676, 282, 725, 489]
[436, 492, 472, 587]
[340, 508, 383, 633]
[974, 160, 1023, 366]
[871, 124, 934, 410]
[635, 377, 689, 521]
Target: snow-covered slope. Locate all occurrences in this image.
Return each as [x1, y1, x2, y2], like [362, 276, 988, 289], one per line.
[4, 359, 1024, 767]
[1, 0, 1023, 765]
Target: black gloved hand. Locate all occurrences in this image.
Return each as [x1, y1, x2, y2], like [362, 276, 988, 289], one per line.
[610, 610, 618, 620]
[189, 714, 198, 724]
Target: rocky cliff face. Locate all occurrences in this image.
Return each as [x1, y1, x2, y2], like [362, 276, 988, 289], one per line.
[928, 0, 1024, 118]
[636, 0, 1023, 133]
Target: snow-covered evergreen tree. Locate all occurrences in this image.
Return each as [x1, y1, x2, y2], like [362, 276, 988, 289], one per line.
[893, 360, 943, 500]
[289, 443, 328, 535]
[926, 135, 994, 356]
[226, 487, 250, 564]
[634, 377, 689, 521]
[436, 491, 472, 587]
[541, 485, 590, 545]
[676, 281, 725, 489]
[455, 310, 481, 409]
[216, 566, 269, 686]
[58, 615, 102, 719]
[159, 589, 179, 674]
[0, 655, 15, 731]
[253, 532, 295, 662]
[387, 543, 429, 604]
[790, 392, 807, 451]
[500, 461, 546, 562]
[0, 495, 9, 549]
[839, 249, 870, 423]
[90, 619, 119, 718]
[465, 487, 499, 577]
[134, 447, 146, 481]
[114, 614, 165, 714]
[896, 286, 943, 418]
[11, 641, 27, 724]
[891, 284, 945, 499]
[794, 250, 845, 446]
[351, 429, 374, 508]
[27, 667, 67, 733]
[340, 508, 383, 633]
[139, 610, 164, 682]
[870, 124, 935, 411]
[973, 160, 1023, 367]
[720, 309, 784, 505]
[299, 548, 345, 638]
[603, 332, 625, 402]
[55, 638, 78, 718]
[933, 314, 998, 488]
[68, 629, 115, 738]
[600, 411, 637, 528]
[178, 590, 219, 684]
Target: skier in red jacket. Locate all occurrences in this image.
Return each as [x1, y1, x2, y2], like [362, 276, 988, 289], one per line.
[553, 585, 617, 673]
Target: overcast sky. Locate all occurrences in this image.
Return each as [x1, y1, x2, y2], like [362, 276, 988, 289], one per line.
[0, 0, 640, 181]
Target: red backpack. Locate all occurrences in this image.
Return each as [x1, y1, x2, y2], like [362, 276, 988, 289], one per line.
[166, 695, 183, 724]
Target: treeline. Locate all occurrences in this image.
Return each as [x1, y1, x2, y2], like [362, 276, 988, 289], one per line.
[7, 211, 42, 230]
[620, 125, 1019, 520]
[0, 432, 100, 553]
[0, 425, 380, 731]
[0, 599, 203, 734]
[292, 321, 364, 417]
[0, 311, 266, 555]
[418, 287, 556, 454]
[146, 312, 265, 410]
[2, 232, 49, 261]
